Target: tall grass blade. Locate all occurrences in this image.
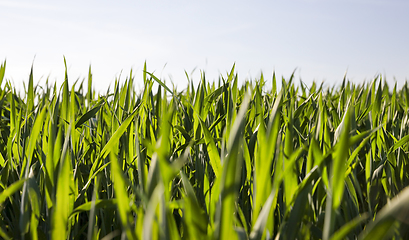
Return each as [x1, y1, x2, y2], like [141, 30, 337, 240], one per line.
[51, 126, 73, 239]
[109, 153, 137, 239]
[0, 60, 5, 87]
[215, 93, 250, 240]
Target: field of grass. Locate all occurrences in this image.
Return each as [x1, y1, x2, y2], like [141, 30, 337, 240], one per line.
[1, 60, 409, 239]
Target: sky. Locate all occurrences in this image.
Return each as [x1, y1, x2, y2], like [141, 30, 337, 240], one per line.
[1, 0, 408, 92]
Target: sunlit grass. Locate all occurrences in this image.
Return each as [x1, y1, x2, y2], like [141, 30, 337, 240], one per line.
[1, 60, 409, 239]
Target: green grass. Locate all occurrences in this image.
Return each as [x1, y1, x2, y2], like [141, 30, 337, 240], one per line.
[1, 60, 409, 239]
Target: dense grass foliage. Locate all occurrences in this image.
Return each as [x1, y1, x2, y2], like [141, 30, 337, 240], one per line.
[1, 60, 409, 239]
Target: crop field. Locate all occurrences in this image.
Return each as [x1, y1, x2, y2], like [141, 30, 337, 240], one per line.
[1, 60, 409, 240]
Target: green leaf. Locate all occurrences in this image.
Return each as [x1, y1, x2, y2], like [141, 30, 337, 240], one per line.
[388, 134, 409, 154]
[21, 106, 47, 179]
[52, 126, 73, 239]
[324, 106, 351, 240]
[75, 99, 104, 128]
[109, 153, 136, 240]
[99, 104, 140, 159]
[0, 152, 5, 168]
[27, 65, 34, 112]
[70, 199, 116, 218]
[0, 60, 5, 87]
[215, 93, 250, 240]
[143, 184, 163, 240]
[27, 172, 41, 239]
[332, 106, 351, 209]
[180, 171, 208, 238]
[198, 118, 222, 178]
[0, 178, 27, 204]
[330, 213, 368, 240]
[249, 191, 275, 240]
[360, 186, 409, 240]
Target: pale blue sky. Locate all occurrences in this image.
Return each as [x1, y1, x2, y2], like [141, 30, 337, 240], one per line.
[1, 0, 408, 92]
